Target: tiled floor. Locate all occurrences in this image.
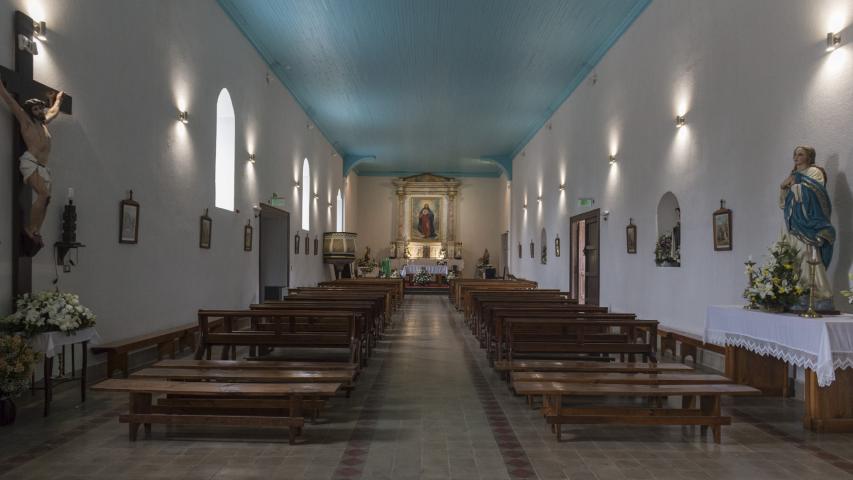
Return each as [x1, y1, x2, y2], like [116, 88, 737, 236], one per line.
[2, 295, 853, 479]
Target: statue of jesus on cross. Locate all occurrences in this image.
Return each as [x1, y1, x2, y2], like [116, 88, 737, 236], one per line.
[0, 79, 64, 254]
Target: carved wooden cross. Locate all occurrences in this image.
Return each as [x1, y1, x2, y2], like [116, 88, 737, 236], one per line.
[1, 11, 72, 298]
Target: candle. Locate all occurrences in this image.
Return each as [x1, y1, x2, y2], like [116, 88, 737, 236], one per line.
[747, 255, 753, 262]
[68, 187, 74, 200]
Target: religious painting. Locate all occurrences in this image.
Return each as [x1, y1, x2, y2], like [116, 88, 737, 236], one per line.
[243, 222, 252, 252]
[294, 233, 300, 254]
[626, 221, 637, 254]
[410, 197, 441, 241]
[713, 203, 732, 251]
[304, 234, 310, 255]
[529, 240, 535, 259]
[517, 242, 522, 259]
[118, 192, 139, 244]
[199, 211, 212, 249]
[313, 237, 319, 255]
[555, 235, 561, 257]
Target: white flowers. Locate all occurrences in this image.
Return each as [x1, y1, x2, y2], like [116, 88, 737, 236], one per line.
[842, 273, 853, 305]
[2, 292, 96, 336]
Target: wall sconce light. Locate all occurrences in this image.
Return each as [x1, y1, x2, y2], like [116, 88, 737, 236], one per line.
[328, 202, 333, 208]
[827, 32, 842, 51]
[559, 184, 566, 192]
[608, 154, 617, 165]
[537, 196, 543, 203]
[33, 21, 47, 41]
[177, 111, 189, 124]
[252, 204, 261, 218]
[307, 122, 314, 130]
[313, 193, 320, 199]
[675, 115, 686, 128]
[522, 203, 528, 209]
[248, 153, 256, 164]
[294, 181, 302, 190]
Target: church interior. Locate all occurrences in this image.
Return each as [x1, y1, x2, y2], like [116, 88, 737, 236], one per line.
[1, 0, 853, 479]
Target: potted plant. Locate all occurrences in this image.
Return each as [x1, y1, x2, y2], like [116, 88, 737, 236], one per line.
[743, 236, 804, 313]
[0, 334, 39, 425]
[2, 292, 96, 335]
[654, 233, 680, 267]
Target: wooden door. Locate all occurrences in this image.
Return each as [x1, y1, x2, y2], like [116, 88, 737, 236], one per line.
[259, 204, 290, 302]
[570, 209, 600, 305]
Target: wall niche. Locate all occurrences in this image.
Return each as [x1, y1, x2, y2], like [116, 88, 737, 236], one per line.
[655, 192, 681, 267]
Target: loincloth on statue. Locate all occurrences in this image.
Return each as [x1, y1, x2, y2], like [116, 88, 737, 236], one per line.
[18, 151, 52, 192]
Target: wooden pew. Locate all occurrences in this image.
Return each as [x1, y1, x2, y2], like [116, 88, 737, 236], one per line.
[152, 359, 359, 372]
[513, 381, 760, 443]
[91, 378, 341, 444]
[494, 360, 692, 375]
[319, 278, 404, 309]
[452, 279, 536, 310]
[289, 288, 394, 327]
[193, 310, 363, 366]
[92, 319, 223, 378]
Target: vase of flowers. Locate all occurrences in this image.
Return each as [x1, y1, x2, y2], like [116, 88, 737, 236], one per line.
[414, 268, 432, 286]
[743, 236, 804, 313]
[654, 233, 680, 267]
[1, 292, 96, 336]
[0, 335, 40, 426]
[842, 274, 853, 305]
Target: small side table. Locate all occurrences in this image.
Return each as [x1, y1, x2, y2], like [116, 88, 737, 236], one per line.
[28, 328, 101, 417]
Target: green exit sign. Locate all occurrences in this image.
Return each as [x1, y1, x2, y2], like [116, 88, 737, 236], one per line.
[269, 197, 286, 207]
[577, 198, 595, 207]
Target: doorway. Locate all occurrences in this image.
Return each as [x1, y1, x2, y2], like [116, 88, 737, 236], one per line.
[258, 204, 290, 302]
[570, 209, 600, 305]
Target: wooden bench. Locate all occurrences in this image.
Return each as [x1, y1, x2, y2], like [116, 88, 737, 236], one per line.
[91, 378, 341, 444]
[153, 359, 359, 373]
[194, 310, 363, 365]
[658, 326, 726, 363]
[92, 319, 223, 378]
[494, 360, 693, 374]
[513, 381, 760, 442]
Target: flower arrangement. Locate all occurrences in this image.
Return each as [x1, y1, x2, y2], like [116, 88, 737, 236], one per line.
[654, 233, 680, 266]
[842, 273, 853, 305]
[2, 292, 96, 336]
[0, 335, 39, 397]
[743, 236, 805, 312]
[414, 268, 432, 286]
[356, 257, 377, 273]
[389, 270, 401, 279]
[447, 270, 457, 281]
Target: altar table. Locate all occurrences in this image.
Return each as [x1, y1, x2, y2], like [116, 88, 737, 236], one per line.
[400, 265, 449, 277]
[29, 327, 101, 417]
[705, 306, 853, 432]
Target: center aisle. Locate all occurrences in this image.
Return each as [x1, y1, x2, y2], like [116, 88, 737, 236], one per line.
[333, 295, 549, 480]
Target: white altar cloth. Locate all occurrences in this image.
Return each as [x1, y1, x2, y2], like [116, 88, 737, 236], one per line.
[400, 265, 449, 277]
[704, 305, 853, 387]
[28, 327, 101, 358]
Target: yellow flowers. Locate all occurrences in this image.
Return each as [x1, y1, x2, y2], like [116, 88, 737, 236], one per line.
[1, 334, 39, 396]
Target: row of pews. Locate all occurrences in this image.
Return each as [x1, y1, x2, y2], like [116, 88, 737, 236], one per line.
[452, 279, 760, 443]
[92, 278, 403, 444]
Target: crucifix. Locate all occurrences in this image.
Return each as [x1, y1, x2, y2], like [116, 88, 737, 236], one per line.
[0, 11, 72, 299]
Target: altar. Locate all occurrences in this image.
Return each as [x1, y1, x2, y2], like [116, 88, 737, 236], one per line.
[705, 306, 853, 432]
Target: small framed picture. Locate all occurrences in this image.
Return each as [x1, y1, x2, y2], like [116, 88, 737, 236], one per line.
[626, 220, 637, 254]
[294, 233, 300, 254]
[313, 237, 319, 255]
[243, 222, 253, 252]
[118, 191, 139, 244]
[517, 242, 522, 259]
[555, 235, 561, 257]
[304, 234, 310, 255]
[713, 201, 732, 251]
[529, 240, 534, 259]
[199, 210, 212, 249]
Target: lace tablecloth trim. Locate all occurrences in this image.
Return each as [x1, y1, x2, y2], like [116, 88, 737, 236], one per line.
[705, 331, 849, 387]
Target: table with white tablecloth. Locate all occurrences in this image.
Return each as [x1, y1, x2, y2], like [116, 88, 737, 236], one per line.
[28, 327, 100, 417]
[705, 305, 853, 432]
[400, 265, 449, 277]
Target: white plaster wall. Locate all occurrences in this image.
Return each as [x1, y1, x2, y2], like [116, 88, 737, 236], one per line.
[356, 176, 508, 277]
[0, 0, 343, 345]
[510, 0, 853, 335]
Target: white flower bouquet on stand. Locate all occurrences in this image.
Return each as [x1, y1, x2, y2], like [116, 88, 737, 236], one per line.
[2, 292, 96, 336]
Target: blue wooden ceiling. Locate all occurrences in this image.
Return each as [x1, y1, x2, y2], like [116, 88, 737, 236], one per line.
[218, 0, 651, 178]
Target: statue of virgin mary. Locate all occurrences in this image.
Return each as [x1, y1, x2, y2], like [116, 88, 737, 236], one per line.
[779, 145, 836, 307]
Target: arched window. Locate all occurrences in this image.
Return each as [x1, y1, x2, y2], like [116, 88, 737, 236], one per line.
[336, 189, 344, 231]
[215, 88, 235, 211]
[301, 158, 310, 231]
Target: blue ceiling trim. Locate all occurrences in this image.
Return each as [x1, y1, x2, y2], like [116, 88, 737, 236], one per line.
[343, 155, 377, 176]
[508, 0, 652, 161]
[355, 170, 504, 179]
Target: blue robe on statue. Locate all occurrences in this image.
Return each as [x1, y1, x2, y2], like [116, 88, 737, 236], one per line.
[783, 168, 835, 268]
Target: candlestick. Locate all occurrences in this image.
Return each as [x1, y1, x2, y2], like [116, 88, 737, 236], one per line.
[801, 246, 822, 318]
[68, 187, 74, 201]
[744, 259, 759, 310]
